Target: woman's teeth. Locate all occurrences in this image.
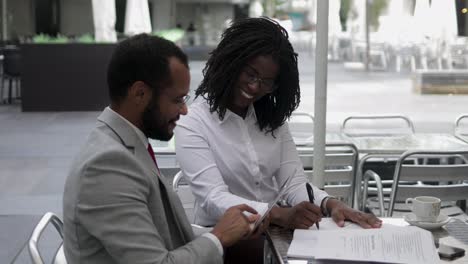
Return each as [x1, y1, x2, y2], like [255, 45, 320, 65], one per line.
[241, 90, 254, 99]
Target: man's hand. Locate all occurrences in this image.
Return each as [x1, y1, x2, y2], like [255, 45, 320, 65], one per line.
[327, 199, 382, 229]
[211, 204, 259, 247]
[249, 211, 271, 239]
[271, 201, 322, 229]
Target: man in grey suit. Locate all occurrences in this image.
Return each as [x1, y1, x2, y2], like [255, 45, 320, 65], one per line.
[63, 34, 260, 264]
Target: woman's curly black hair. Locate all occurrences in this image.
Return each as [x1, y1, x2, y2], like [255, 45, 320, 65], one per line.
[195, 17, 300, 135]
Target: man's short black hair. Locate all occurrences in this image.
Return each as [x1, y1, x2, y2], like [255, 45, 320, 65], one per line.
[107, 34, 188, 103]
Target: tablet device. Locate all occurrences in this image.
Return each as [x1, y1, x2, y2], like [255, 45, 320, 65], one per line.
[250, 169, 296, 231]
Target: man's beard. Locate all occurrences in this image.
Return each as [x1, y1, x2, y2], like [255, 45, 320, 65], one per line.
[142, 98, 173, 141]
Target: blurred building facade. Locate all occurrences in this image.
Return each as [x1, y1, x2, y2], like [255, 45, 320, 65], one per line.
[0, 0, 254, 43]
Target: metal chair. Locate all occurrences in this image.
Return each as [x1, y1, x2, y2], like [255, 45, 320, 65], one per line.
[364, 151, 468, 217]
[454, 114, 468, 143]
[298, 143, 359, 207]
[172, 170, 213, 235]
[2, 46, 21, 104]
[28, 212, 67, 264]
[342, 115, 417, 210]
[341, 115, 415, 137]
[394, 44, 417, 73]
[172, 170, 196, 223]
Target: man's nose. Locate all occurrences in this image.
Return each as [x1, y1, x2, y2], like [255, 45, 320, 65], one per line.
[179, 103, 188, 115]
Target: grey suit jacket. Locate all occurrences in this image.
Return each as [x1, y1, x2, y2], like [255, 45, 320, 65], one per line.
[63, 107, 222, 264]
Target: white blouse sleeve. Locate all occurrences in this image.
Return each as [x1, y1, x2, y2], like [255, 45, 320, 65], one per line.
[277, 123, 329, 207]
[175, 116, 268, 222]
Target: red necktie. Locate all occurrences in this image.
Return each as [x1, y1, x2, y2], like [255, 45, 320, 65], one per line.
[147, 143, 160, 172]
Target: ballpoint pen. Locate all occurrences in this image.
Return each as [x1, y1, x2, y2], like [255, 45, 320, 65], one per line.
[306, 182, 320, 230]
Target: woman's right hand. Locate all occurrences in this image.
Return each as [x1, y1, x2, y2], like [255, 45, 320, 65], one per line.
[270, 201, 322, 229]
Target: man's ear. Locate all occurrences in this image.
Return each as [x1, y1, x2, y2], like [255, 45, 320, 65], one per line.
[128, 81, 152, 106]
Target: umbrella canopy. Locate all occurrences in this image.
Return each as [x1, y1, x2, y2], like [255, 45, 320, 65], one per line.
[410, 0, 432, 43]
[92, 0, 117, 42]
[124, 0, 152, 36]
[349, 0, 366, 41]
[429, 0, 457, 42]
[249, 0, 264, 17]
[377, 0, 412, 45]
[328, 0, 341, 37]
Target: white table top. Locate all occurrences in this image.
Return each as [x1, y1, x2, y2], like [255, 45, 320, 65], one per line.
[267, 215, 468, 264]
[293, 133, 349, 147]
[347, 133, 468, 155]
[294, 133, 468, 155]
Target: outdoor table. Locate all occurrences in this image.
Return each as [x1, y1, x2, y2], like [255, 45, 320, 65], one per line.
[346, 133, 468, 155]
[265, 214, 468, 264]
[293, 132, 349, 147]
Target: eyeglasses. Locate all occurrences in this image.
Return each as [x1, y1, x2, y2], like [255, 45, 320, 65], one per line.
[146, 80, 191, 108]
[243, 65, 278, 93]
[175, 94, 190, 108]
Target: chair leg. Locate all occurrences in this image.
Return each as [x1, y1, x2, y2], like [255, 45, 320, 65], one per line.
[0, 75, 3, 103]
[12, 78, 21, 100]
[8, 78, 12, 104]
[13, 78, 18, 101]
[457, 200, 466, 212]
[17, 78, 21, 100]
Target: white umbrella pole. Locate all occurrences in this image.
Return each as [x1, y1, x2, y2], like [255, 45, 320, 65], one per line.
[312, 0, 328, 189]
[365, 0, 370, 71]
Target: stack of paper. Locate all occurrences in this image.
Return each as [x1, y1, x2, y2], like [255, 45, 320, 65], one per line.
[287, 218, 439, 263]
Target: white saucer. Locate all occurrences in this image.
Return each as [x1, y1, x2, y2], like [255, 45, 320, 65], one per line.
[404, 213, 451, 230]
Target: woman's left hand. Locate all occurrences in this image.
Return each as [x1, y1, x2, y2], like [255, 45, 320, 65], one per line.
[328, 199, 382, 229]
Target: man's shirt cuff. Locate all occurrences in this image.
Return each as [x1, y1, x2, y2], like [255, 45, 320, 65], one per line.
[202, 232, 224, 256]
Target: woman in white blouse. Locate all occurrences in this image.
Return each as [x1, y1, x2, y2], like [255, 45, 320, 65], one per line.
[175, 17, 381, 230]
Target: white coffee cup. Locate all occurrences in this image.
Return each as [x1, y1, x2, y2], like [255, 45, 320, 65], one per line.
[405, 196, 441, 222]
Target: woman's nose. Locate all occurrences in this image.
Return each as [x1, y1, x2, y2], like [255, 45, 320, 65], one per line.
[247, 80, 261, 92]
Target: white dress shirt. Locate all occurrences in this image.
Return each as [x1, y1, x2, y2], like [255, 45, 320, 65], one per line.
[108, 107, 224, 254]
[175, 101, 328, 226]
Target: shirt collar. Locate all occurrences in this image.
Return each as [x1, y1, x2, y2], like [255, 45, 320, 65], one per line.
[108, 107, 149, 148]
[219, 104, 256, 124]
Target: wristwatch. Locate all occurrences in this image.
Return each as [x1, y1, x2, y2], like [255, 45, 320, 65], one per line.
[321, 196, 337, 217]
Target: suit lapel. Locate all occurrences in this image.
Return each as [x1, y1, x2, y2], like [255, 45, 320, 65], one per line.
[98, 108, 194, 242]
[98, 108, 159, 176]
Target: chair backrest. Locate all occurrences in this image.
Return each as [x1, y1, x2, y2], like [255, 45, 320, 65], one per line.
[298, 143, 358, 206]
[29, 212, 67, 264]
[454, 114, 468, 137]
[172, 171, 195, 222]
[341, 115, 415, 137]
[288, 112, 314, 145]
[387, 150, 468, 216]
[3, 46, 21, 76]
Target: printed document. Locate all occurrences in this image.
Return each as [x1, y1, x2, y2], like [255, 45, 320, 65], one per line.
[287, 218, 439, 263]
